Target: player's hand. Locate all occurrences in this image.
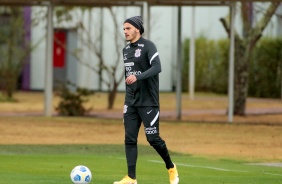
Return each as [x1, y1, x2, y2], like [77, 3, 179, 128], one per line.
[125, 75, 137, 85]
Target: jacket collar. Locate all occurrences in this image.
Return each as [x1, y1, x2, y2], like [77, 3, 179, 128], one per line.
[130, 37, 143, 47]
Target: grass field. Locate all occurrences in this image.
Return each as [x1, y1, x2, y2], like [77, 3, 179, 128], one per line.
[0, 92, 282, 183]
[0, 145, 282, 184]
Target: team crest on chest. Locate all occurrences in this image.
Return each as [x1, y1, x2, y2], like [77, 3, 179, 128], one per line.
[135, 49, 142, 58]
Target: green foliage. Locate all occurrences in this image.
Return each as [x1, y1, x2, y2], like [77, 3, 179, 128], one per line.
[182, 37, 282, 98]
[182, 37, 229, 94]
[0, 92, 4, 102]
[249, 38, 282, 98]
[0, 58, 22, 101]
[0, 7, 28, 100]
[55, 82, 94, 116]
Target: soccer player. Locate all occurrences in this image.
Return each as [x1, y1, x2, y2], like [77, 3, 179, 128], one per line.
[114, 16, 179, 184]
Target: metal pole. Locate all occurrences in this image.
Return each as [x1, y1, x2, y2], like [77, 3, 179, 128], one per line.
[176, 6, 182, 120]
[189, 6, 195, 100]
[277, 5, 282, 99]
[142, 2, 150, 39]
[276, 4, 282, 37]
[140, 3, 144, 24]
[44, 3, 54, 116]
[228, 3, 235, 123]
[147, 4, 151, 39]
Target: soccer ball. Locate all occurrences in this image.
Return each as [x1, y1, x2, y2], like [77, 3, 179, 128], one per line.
[70, 165, 92, 184]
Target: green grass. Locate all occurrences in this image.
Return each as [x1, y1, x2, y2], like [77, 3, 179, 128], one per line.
[0, 145, 281, 184]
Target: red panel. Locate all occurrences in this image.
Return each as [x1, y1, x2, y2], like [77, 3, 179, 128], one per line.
[53, 31, 66, 68]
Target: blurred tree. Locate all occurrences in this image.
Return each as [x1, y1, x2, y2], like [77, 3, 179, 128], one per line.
[0, 7, 26, 101]
[220, 2, 281, 115]
[0, 6, 40, 101]
[54, 7, 124, 109]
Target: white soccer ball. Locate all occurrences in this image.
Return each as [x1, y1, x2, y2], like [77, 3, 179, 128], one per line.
[70, 165, 92, 184]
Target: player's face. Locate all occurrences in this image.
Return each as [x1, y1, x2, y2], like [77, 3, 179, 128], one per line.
[123, 23, 140, 43]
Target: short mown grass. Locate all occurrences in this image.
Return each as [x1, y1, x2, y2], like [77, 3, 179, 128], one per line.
[0, 145, 282, 184]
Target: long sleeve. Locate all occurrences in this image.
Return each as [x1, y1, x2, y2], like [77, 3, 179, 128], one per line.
[136, 42, 161, 80]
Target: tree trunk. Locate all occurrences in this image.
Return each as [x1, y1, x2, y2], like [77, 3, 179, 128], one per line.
[234, 39, 249, 115]
[0, 7, 24, 101]
[6, 74, 17, 100]
[107, 82, 118, 109]
[220, 2, 280, 116]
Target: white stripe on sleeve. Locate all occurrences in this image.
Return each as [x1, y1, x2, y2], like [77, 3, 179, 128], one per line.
[150, 52, 159, 65]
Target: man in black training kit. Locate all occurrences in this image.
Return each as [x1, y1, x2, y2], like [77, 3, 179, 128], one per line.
[114, 16, 179, 184]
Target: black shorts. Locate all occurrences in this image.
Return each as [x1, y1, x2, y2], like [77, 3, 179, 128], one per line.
[123, 105, 162, 145]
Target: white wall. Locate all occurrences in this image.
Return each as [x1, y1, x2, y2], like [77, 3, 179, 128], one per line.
[181, 6, 229, 39]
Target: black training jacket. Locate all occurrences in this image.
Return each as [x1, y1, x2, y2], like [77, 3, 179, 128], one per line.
[123, 37, 162, 106]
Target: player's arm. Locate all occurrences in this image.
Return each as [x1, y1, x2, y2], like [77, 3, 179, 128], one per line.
[136, 42, 162, 80]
